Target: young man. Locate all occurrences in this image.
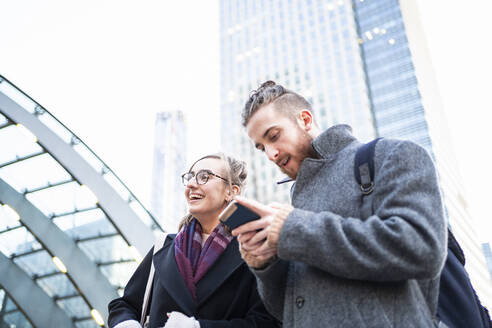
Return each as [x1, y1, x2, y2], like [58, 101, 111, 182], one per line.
[232, 81, 447, 327]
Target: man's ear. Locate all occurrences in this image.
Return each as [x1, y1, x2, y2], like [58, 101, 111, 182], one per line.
[298, 109, 314, 131]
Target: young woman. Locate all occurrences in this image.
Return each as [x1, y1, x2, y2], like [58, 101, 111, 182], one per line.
[108, 154, 279, 328]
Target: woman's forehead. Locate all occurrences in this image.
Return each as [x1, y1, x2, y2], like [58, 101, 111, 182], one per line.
[191, 157, 226, 173]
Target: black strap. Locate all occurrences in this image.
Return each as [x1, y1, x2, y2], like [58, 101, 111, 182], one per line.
[448, 229, 466, 266]
[354, 138, 382, 195]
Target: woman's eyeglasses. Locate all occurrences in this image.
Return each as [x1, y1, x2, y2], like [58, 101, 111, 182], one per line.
[181, 170, 229, 186]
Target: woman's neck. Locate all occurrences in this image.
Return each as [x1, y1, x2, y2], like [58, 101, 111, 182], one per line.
[196, 215, 220, 234]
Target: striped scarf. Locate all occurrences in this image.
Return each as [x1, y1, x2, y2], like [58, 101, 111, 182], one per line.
[174, 218, 233, 301]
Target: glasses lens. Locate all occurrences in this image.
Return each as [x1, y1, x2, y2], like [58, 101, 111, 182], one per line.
[182, 172, 193, 186]
[196, 171, 210, 185]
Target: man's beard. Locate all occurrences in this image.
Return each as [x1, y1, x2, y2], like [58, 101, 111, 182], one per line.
[278, 129, 316, 179]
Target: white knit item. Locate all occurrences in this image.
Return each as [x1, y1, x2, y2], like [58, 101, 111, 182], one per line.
[114, 319, 142, 328]
[163, 312, 200, 328]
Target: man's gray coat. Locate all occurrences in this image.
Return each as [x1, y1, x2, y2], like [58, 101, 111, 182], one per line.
[254, 125, 447, 327]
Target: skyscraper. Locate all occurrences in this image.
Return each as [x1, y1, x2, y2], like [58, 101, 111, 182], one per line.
[219, 0, 492, 307]
[483, 243, 492, 281]
[150, 111, 187, 232]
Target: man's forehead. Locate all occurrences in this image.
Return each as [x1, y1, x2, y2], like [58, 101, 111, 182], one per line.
[246, 105, 278, 136]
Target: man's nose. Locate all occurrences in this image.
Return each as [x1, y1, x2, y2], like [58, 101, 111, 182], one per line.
[265, 146, 279, 161]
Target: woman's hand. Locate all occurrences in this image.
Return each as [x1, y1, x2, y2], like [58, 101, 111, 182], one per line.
[163, 312, 200, 328]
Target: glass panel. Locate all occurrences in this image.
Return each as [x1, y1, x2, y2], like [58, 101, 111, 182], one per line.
[54, 212, 116, 240]
[37, 274, 78, 298]
[0, 153, 71, 193]
[56, 296, 91, 318]
[0, 205, 22, 231]
[78, 235, 131, 263]
[75, 318, 100, 328]
[13, 249, 57, 277]
[4, 297, 17, 312]
[3, 312, 34, 328]
[0, 124, 42, 164]
[26, 181, 97, 217]
[100, 261, 138, 288]
[0, 226, 40, 257]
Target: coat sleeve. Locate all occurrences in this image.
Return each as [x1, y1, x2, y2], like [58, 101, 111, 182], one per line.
[107, 247, 154, 328]
[278, 140, 447, 281]
[198, 270, 282, 328]
[251, 259, 289, 322]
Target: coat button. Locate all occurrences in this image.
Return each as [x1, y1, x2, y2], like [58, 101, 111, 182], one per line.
[296, 296, 305, 309]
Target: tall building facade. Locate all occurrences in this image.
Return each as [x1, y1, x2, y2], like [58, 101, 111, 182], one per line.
[150, 111, 187, 232]
[219, 0, 492, 307]
[483, 243, 492, 281]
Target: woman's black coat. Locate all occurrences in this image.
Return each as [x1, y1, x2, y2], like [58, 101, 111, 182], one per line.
[108, 234, 279, 328]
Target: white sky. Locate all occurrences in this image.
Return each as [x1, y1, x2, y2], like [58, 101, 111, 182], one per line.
[0, 1, 491, 243]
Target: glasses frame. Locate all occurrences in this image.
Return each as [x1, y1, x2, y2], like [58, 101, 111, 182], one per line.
[181, 169, 229, 186]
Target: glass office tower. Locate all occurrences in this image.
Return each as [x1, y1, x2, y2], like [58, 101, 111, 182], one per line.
[219, 0, 492, 307]
[150, 111, 187, 232]
[483, 243, 492, 281]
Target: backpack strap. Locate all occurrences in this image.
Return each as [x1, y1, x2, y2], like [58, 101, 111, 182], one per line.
[140, 232, 169, 327]
[354, 138, 383, 195]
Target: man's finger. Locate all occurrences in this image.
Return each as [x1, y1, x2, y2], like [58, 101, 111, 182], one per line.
[241, 241, 264, 252]
[234, 196, 272, 217]
[252, 241, 276, 256]
[268, 202, 283, 209]
[237, 231, 256, 244]
[246, 228, 268, 246]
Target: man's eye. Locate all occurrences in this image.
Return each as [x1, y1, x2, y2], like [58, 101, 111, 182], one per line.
[270, 133, 278, 141]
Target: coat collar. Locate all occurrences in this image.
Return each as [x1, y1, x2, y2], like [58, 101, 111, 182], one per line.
[290, 125, 358, 205]
[311, 124, 357, 159]
[152, 235, 244, 313]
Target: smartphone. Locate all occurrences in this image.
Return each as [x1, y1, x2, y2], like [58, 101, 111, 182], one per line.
[219, 200, 260, 231]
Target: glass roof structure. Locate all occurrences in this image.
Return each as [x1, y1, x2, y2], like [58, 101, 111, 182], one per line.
[0, 75, 163, 328]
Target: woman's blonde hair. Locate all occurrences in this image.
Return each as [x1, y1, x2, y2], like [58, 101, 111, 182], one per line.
[177, 153, 247, 231]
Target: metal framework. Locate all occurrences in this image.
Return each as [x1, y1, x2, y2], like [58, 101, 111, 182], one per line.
[0, 178, 120, 321]
[0, 252, 74, 328]
[0, 90, 155, 255]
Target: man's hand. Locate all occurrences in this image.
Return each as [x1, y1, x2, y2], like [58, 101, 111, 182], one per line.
[239, 243, 277, 269]
[232, 196, 293, 269]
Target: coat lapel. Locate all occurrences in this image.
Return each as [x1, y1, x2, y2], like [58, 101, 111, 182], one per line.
[153, 236, 196, 315]
[195, 238, 244, 307]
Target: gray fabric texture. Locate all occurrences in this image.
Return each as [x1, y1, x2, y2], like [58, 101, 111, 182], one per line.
[254, 124, 447, 328]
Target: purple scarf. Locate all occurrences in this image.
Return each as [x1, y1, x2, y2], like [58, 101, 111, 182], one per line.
[174, 218, 233, 301]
